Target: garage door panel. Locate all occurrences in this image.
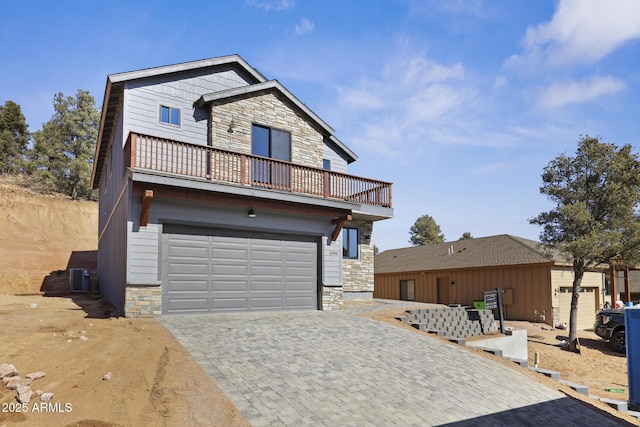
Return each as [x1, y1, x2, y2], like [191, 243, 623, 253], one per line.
[284, 296, 317, 308]
[211, 297, 249, 310]
[212, 264, 249, 275]
[165, 298, 210, 313]
[168, 262, 209, 276]
[212, 247, 249, 260]
[168, 245, 209, 259]
[211, 279, 248, 291]
[166, 280, 209, 292]
[163, 231, 318, 313]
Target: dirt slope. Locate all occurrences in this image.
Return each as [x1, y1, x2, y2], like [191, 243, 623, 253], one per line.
[0, 179, 98, 294]
[0, 178, 247, 426]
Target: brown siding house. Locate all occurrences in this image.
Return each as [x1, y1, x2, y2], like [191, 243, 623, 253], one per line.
[374, 234, 604, 329]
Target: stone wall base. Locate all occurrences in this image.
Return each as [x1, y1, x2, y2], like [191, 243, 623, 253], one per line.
[322, 286, 343, 311]
[125, 284, 162, 318]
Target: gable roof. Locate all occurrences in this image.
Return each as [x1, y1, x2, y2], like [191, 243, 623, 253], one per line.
[375, 234, 570, 274]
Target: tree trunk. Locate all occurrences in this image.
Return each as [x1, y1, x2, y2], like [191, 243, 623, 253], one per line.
[569, 259, 585, 353]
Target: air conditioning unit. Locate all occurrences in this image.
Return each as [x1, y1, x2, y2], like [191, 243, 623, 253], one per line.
[69, 268, 90, 292]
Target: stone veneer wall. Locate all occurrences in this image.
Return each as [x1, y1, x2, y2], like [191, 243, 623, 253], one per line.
[342, 220, 374, 293]
[209, 92, 323, 169]
[322, 286, 343, 311]
[124, 285, 161, 318]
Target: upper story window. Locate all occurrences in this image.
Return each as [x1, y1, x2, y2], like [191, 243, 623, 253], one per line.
[323, 159, 331, 170]
[160, 105, 180, 126]
[342, 227, 359, 259]
[251, 124, 291, 161]
[252, 124, 291, 187]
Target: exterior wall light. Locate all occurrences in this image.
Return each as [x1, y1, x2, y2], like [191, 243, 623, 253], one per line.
[248, 208, 256, 218]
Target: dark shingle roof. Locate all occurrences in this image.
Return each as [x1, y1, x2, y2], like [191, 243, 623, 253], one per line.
[375, 234, 569, 274]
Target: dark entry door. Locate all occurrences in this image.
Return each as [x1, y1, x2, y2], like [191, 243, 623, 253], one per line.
[437, 277, 450, 305]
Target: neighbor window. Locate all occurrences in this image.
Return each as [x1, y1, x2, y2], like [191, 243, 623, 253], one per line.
[400, 280, 415, 301]
[323, 159, 331, 170]
[160, 105, 180, 126]
[342, 227, 359, 259]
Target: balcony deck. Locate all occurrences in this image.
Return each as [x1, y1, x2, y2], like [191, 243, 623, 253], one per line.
[125, 132, 392, 208]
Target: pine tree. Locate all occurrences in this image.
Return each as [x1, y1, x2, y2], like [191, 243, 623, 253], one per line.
[0, 101, 30, 174]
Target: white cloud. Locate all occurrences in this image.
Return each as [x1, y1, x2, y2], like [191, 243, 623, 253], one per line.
[516, 0, 640, 68]
[338, 88, 384, 110]
[537, 75, 626, 109]
[294, 18, 314, 36]
[247, 0, 295, 11]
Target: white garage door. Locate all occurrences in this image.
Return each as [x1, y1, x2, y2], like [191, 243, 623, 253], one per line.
[558, 287, 597, 330]
[162, 227, 318, 314]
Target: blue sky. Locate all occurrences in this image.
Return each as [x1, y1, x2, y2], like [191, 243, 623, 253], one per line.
[2, 0, 640, 251]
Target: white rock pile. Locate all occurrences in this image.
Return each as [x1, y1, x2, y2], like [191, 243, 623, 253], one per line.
[0, 363, 52, 404]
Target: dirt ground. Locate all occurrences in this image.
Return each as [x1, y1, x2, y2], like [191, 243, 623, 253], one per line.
[0, 179, 247, 426]
[0, 177, 638, 426]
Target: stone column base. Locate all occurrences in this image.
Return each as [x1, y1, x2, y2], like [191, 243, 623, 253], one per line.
[125, 283, 162, 318]
[322, 286, 343, 311]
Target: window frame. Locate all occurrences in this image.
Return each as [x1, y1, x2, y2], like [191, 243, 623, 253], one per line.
[400, 280, 415, 301]
[342, 227, 359, 259]
[159, 105, 180, 127]
[251, 124, 291, 161]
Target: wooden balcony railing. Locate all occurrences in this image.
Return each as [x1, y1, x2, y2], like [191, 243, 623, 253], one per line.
[125, 132, 392, 208]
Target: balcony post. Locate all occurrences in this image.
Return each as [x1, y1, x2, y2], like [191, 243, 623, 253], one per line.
[323, 171, 329, 199]
[130, 132, 137, 168]
[240, 155, 247, 186]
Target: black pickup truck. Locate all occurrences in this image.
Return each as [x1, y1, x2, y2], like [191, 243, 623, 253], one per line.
[594, 308, 626, 353]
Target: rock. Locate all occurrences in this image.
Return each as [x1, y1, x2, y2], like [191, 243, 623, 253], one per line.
[40, 392, 54, 402]
[17, 385, 32, 404]
[26, 372, 46, 381]
[34, 389, 43, 397]
[103, 372, 112, 381]
[0, 363, 19, 379]
[80, 336, 88, 341]
[4, 376, 31, 390]
[28, 303, 38, 309]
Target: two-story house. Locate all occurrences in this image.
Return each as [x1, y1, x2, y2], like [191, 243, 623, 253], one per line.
[91, 55, 393, 317]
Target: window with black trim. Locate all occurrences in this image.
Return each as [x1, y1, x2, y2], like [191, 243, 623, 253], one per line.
[342, 227, 359, 259]
[400, 280, 415, 301]
[160, 105, 180, 126]
[251, 124, 291, 187]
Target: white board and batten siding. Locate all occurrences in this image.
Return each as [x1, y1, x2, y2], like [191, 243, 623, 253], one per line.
[122, 68, 252, 147]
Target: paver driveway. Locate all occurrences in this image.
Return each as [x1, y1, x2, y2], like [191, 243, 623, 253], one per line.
[161, 302, 626, 426]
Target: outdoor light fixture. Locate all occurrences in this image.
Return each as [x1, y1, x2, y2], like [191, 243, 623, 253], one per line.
[248, 208, 256, 218]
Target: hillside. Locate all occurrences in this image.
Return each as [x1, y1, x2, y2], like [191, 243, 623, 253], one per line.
[0, 179, 247, 426]
[0, 177, 98, 294]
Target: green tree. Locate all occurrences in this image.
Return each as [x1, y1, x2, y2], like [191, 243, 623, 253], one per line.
[530, 135, 640, 352]
[30, 90, 99, 199]
[0, 101, 30, 173]
[459, 232, 473, 240]
[409, 214, 445, 245]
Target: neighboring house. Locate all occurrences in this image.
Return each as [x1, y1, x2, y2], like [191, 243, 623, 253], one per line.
[612, 269, 640, 303]
[374, 234, 605, 330]
[91, 55, 393, 317]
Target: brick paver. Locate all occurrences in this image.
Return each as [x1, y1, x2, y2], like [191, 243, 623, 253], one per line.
[161, 301, 626, 426]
